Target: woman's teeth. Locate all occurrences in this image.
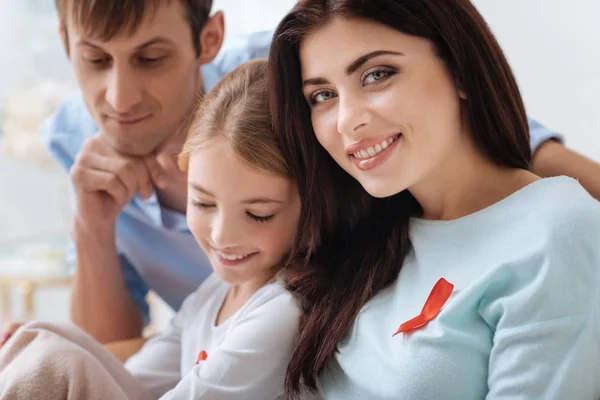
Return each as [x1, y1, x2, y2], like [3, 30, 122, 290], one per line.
[353, 135, 398, 160]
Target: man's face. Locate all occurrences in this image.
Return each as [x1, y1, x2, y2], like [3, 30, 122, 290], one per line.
[66, 2, 203, 156]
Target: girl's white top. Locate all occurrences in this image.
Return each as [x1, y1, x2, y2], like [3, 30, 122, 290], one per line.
[126, 273, 302, 399]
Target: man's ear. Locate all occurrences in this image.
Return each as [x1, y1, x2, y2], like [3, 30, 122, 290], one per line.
[197, 11, 225, 65]
[58, 21, 70, 57]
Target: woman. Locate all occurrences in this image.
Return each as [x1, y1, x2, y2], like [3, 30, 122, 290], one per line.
[268, 0, 600, 398]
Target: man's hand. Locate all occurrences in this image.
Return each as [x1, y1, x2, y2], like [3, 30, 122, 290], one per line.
[70, 136, 156, 231]
[69, 134, 168, 343]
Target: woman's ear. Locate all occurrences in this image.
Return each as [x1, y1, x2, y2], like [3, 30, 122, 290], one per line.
[456, 75, 468, 100]
[197, 11, 225, 65]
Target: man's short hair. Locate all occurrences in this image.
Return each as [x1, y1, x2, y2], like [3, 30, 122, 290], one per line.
[55, 0, 213, 55]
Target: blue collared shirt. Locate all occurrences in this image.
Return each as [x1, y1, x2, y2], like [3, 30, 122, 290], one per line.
[40, 29, 562, 323]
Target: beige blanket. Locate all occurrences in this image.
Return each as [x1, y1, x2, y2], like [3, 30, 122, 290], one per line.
[0, 321, 154, 400]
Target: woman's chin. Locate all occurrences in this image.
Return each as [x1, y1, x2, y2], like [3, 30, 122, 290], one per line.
[359, 179, 407, 199]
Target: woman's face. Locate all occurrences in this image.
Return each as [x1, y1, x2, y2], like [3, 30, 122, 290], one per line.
[300, 17, 467, 198]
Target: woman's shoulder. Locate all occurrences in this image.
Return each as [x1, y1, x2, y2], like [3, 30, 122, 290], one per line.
[516, 176, 600, 234]
[525, 175, 596, 207]
[477, 177, 600, 325]
[513, 177, 600, 274]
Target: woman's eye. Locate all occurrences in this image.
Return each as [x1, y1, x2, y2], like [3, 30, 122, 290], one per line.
[310, 90, 337, 105]
[363, 69, 395, 85]
[247, 212, 275, 223]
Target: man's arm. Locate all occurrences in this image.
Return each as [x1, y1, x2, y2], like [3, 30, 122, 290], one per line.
[527, 118, 600, 200]
[532, 140, 600, 201]
[71, 219, 144, 343]
[104, 337, 149, 363]
[68, 135, 158, 343]
[41, 98, 159, 343]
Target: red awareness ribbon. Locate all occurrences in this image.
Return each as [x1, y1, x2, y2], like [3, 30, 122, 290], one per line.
[393, 278, 454, 336]
[196, 350, 208, 364]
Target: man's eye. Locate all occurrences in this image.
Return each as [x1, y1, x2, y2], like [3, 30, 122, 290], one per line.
[85, 57, 110, 66]
[139, 56, 166, 66]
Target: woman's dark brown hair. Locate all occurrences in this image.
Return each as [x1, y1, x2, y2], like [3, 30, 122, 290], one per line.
[268, 0, 530, 395]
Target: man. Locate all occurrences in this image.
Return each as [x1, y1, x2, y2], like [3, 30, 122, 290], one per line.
[3, 0, 600, 358]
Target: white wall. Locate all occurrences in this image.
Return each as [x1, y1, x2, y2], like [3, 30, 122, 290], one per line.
[474, 0, 600, 159]
[213, 0, 295, 34]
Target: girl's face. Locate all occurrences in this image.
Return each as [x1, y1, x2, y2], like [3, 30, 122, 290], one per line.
[186, 138, 301, 288]
[300, 17, 467, 198]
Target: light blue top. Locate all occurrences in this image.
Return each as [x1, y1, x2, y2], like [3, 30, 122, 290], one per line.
[320, 177, 600, 399]
[40, 28, 562, 323]
[40, 31, 272, 323]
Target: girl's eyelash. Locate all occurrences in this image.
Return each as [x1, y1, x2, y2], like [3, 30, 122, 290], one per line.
[191, 200, 214, 208]
[247, 212, 275, 223]
[190, 199, 275, 223]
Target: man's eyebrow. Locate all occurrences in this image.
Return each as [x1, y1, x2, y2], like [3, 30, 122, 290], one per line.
[76, 40, 102, 49]
[76, 36, 175, 51]
[134, 36, 176, 50]
[303, 50, 404, 87]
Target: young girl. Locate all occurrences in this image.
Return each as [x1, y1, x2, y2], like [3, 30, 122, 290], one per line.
[0, 59, 306, 400]
[124, 58, 303, 399]
[123, 58, 303, 399]
[268, 0, 600, 399]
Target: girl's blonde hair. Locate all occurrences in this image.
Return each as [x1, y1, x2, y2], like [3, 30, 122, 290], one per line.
[179, 59, 289, 178]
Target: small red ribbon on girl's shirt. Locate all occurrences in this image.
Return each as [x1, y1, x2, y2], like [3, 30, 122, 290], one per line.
[393, 278, 454, 336]
[196, 350, 208, 364]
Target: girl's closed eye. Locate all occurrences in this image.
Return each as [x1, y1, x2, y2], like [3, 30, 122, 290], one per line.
[247, 212, 275, 223]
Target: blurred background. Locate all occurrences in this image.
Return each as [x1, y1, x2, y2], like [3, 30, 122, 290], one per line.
[0, 0, 598, 328]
